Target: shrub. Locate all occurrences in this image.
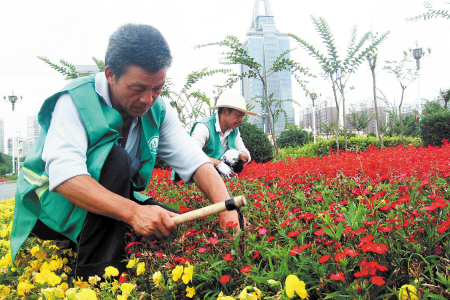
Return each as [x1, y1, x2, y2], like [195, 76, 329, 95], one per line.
[279, 135, 422, 159]
[420, 109, 450, 146]
[276, 125, 309, 148]
[239, 121, 274, 163]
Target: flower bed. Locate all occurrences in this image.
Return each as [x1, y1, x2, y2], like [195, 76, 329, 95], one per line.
[1, 143, 450, 299]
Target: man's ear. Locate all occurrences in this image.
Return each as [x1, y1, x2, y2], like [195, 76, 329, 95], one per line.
[104, 66, 116, 85]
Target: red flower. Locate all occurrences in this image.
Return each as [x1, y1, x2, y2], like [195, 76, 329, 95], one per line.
[370, 276, 385, 286]
[334, 252, 347, 262]
[223, 253, 235, 261]
[119, 272, 128, 283]
[266, 236, 275, 242]
[330, 272, 345, 281]
[154, 252, 164, 259]
[208, 237, 219, 245]
[288, 230, 300, 238]
[318, 254, 330, 264]
[314, 228, 326, 236]
[226, 221, 238, 229]
[354, 269, 368, 278]
[240, 266, 253, 273]
[198, 247, 207, 254]
[253, 251, 260, 259]
[220, 275, 230, 284]
[258, 228, 268, 236]
[344, 247, 359, 257]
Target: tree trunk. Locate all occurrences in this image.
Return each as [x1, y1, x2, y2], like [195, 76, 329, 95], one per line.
[263, 81, 280, 160]
[342, 93, 348, 151]
[331, 81, 340, 152]
[399, 88, 405, 145]
[371, 60, 384, 149]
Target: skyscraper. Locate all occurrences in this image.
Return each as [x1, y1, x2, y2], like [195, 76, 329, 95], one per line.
[27, 116, 40, 143]
[241, 0, 294, 136]
[0, 119, 4, 154]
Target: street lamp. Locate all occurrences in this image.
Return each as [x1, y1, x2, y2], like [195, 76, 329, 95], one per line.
[4, 91, 22, 175]
[408, 42, 431, 112]
[409, 41, 431, 71]
[309, 92, 320, 144]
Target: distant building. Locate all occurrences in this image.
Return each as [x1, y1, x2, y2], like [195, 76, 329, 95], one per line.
[344, 99, 388, 134]
[74, 65, 100, 75]
[299, 97, 339, 135]
[0, 119, 4, 154]
[7, 136, 26, 158]
[27, 116, 40, 143]
[241, 0, 294, 135]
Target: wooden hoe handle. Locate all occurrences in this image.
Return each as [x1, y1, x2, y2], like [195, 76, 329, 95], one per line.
[171, 195, 247, 225]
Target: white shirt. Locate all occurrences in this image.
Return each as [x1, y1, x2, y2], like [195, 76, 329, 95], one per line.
[190, 114, 251, 163]
[42, 72, 211, 191]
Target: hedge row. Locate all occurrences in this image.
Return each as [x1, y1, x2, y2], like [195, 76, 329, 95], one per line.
[279, 135, 423, 160]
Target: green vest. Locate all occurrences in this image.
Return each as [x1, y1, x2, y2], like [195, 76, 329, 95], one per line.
[190, 113, 238, 160]
[10, 74, 166, 263]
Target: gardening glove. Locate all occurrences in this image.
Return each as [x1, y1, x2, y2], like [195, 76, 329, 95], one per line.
[221, 149, 240, 167]
[216, 162, 234, 179]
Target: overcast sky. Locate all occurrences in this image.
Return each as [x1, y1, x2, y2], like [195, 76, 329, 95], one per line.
[1, 0, 449, 152]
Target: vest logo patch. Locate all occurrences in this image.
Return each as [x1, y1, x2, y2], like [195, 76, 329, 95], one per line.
[148, 136, 159, 155]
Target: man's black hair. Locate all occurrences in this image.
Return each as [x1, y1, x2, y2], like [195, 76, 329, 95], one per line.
[105, 24, 172, 79]
[218, 107, 234, 115]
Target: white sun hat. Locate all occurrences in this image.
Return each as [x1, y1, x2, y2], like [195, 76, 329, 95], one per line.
[210, 93, 258, 116]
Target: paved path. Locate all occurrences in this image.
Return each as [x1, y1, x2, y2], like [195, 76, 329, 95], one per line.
[0, 182, 16, 200]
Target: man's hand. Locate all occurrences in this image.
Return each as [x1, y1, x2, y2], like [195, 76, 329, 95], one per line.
[129, 204, 178, 240]
[215, 162, 234, 179]
[221, 149, 240, 166]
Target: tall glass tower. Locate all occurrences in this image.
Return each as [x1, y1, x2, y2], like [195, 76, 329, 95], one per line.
[241, 0, 294, 136]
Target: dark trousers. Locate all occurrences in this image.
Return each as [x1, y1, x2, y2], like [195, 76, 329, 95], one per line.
[31, 145, 177, 279]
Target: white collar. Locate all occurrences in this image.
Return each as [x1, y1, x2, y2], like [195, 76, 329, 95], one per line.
[215, 113, 233, 135]
[95, 72, 138, 127]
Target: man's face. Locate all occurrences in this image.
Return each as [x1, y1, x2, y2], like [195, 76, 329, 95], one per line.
[223, 108, 245, 130]
[105, 65, 166, 118]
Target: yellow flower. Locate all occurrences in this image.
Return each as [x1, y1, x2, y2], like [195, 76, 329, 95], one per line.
[0, 252, 12, 267]
[267, 279, 279, 286]
[58, 282, 69, 292]
[238, 288, 258, 300]
[217, 291, 236, 300]
[35, 269, 62, 286]
[47, 272, 62, 286]
[398, 284, 419, 300]
[17, 281, 35, 296]
[117, 295, 128, 300]
[126, 257, 139, 269]
[61, 273, 68, 281]
[186, 286, 196, 298]
[41, 287, 65, 300]
[88, 275, 101, 285]
[111, 280, 119, 291]
[153, 271, 162, 286]
[253, 287, 262, 299]
[0, 229, 9, 238]
[182, 262, 194, 284]
[285, 275, 307, 299]
[75, 288, 98, 300]
[0, 285, 10, 297]
[104, 266, 119, 278]
[30, 245, 39, 256]
[65, 288, 77, 299]
[172, 265, 183, 282]
[136, 262, 145, 276]
[120, 283, 134, 295]
[73, 277, 90, 288]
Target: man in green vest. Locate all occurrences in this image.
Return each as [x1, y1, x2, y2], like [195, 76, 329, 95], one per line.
[11, 24, 242, 279]
[190, 93, 257, 178]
